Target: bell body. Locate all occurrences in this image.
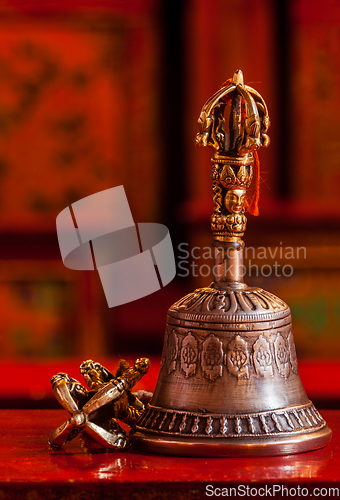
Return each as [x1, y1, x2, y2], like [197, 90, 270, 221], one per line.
[133, 284, 331, 456]
[133, 70, 331, 456]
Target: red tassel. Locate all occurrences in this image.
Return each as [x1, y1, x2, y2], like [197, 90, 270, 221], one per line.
[246, 151, 260, 216]
[221, 78, 232, 104]
[221, 77, 232, 89]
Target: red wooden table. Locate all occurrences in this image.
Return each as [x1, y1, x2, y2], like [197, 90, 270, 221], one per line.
[1, 409, 339, 499]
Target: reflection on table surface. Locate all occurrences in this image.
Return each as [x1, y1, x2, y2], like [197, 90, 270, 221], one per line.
[0, 409, 337, 484]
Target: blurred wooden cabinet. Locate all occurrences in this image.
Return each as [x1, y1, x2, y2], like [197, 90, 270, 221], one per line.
[1, 0, 340, 363]
[182, 0, 340, 361]
[0, 2, 163, 360]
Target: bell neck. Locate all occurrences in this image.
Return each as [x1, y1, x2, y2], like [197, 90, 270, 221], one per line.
[212, 240, 246, 289]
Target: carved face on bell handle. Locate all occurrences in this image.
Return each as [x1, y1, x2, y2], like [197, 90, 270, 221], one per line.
[224, 188, 246, 214]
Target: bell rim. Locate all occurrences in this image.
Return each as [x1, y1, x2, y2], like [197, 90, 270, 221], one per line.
[132, 425, 332, 457]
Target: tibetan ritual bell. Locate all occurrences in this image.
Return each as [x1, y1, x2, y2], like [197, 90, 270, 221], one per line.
[133, 70, 332, 456]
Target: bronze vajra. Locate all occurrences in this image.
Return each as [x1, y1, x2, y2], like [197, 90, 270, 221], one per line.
[49, 358, 151, 450]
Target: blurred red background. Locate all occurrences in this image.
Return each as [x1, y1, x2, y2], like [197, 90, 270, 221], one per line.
[0, 0, 339, 408]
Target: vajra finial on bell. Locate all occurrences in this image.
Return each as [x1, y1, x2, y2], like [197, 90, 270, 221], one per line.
[196, 69, 270, 242]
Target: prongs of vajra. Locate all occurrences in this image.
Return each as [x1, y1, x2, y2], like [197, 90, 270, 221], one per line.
[229, 93, 242, 150]
[48, 418, 75, 449]
[255, 101, 265, 114]
[83, 421, 128, 450]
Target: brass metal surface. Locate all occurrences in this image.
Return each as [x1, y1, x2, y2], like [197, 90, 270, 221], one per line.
[196, 69, 269, 243]
[133, 70, 331, 456]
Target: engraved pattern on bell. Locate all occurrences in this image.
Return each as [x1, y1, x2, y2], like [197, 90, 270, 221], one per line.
[253, 335, 274, 378]
[165, 328, 178, 374]
[136, 401, 326, 439]
[274, 333, 291, 378]
[227, 335, 249, 379]
[202, 334, 224, 381]
[180, 332, 198, 378]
